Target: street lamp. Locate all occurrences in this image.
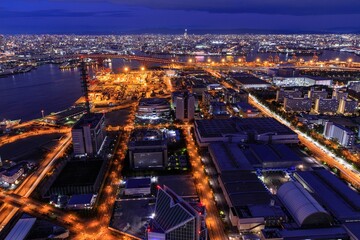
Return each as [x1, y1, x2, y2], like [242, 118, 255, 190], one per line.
[124, 67, 129, 72]
[188, 59, 193, 63]
[221, 58, 225, 63]
[140, 66, 145, 71]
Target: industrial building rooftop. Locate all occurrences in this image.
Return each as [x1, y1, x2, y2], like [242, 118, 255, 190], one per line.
[294, 169, 360, 222]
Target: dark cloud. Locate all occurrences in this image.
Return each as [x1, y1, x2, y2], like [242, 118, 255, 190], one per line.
[107, 0, 360, 15]
[0, 9, 130, 18]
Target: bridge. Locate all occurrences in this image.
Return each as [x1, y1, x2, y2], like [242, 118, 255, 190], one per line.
[52, 53, 360, 71]
[60, 54, 182, 65]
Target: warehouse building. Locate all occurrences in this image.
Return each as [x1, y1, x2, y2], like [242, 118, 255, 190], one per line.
[194, 118, 298, 147]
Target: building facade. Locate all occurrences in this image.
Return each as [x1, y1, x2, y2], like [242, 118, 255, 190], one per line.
[323, 121, 355, 148]
[175, 92, 195, 122]
[128, 129, 168, 169]
[276, 88, 302, 102]
[136, 98, 171, 121]
[283, 97, 312, 112]
[338, 97, 358, 114]
[314, 98, 339, 114]
[308, 88, 328, 102]
[147, 186, 207, 240]
[71, 113, 106, 156]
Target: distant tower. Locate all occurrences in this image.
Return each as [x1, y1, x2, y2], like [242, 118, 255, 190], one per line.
[292, 54, 297, 62]
[274, 55, 280, 64]
[312, 53, 318, 62]
[0, 35, 4, 51]
[175, 92, 195, 122]
[184, 29, 188, 39]
[80, 60, 91, 114]
[268, 55, 274, 63]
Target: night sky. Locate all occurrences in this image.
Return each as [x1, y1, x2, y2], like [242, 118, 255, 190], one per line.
[1, 0, 360, 34]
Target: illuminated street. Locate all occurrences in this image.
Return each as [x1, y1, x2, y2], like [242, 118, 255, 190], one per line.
[0, 132, 72, 230]
[1, 27, 360, 240]
[182, 125, 228, 240]
[0, 126, 70, 147]
[248, 95, 360, 188]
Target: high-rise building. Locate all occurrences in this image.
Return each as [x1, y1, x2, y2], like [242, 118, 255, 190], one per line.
[0, 35, 4, 51]
[174, 92, 195, 122]
[337, 97, 358, 114]
[71, 113, 106, 156]
[184, 29, 188, 39]
[276, 88, 302, 102]
[308, 88, 328, 102]
[314, 97, 339, 114]
[323, 121, 355, 148]
[283, 96, 312, 112]
[147, 186, 207, 240]
[332, 89, 348, 101]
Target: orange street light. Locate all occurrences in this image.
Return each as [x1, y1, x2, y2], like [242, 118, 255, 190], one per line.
[140, 66, 145, 71]
[124, 67, 129, 72]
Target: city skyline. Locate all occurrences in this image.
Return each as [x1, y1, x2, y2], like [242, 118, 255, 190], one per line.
[1, 0, 360, 34]
[1, 1, 360, 239]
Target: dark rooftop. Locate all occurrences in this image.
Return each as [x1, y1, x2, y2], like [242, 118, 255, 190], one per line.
[72, 113, 104, 130]
[195, 117, 296, 139]
[234, 76, 270, 85]
[243, 144, 302, 165]
[138, 98, 169, 106]
[219, 170, 272, 207]
[195, 118, 243, 138]
[220, 171, 259, 183]
[208, 143, 254, 172]
[294, 169, 360, 222]
[128, 129, 167, 148]
[125, 178, 151, 189]
[236, 117, 295, 135]
[235, 102, 258, 112]
[157, 175, 198, 198]
[209, 143, 301, 171]
[68, 194, 94, 205]
[52, 160, 104, 187]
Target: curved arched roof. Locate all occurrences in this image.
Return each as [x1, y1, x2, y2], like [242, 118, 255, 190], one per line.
[278, 181, 331, 227]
